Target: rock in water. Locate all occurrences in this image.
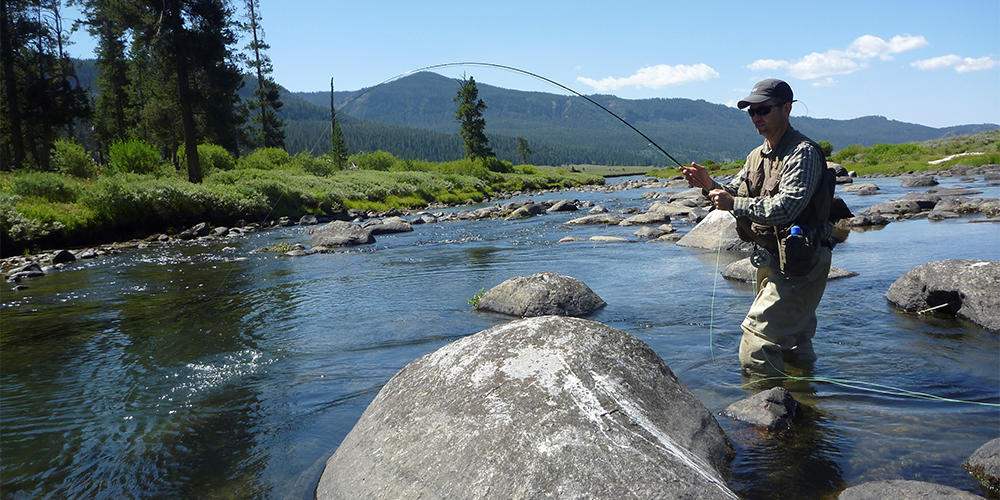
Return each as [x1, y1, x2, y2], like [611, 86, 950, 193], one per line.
[317, 316, 737, 500]
[676, 209, 755, 252]
[837, 479, 986, 499]
[886, 260, 1000, 331]
[476, 272, 606, 317]
[965, 437, 1000, 492]
[722, 387, 797, 430]
[308, 221, 375, 248]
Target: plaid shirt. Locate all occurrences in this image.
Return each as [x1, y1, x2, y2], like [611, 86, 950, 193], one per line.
[712, 138, 832, 241]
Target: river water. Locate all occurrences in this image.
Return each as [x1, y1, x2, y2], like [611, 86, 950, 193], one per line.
[2, 176, 998, 499]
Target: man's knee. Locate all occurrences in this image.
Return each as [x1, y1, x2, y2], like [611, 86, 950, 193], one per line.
[739, 332, 785, 376]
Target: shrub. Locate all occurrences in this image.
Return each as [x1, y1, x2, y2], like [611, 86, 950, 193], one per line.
[178, 143, 236, 177]
[53, 138, 99, 178]
[817, 141, 834, 158]
[482, 156, 513, 173]
[10, 172, 81, 203]
[831, 144, 866, 164]
[239, 148, 292, 170]
[292, 152, 338, 177]
[107, 139, 169, 177]
[350, 150, 397, 171]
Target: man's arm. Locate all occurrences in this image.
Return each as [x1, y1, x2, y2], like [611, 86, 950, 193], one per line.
[731, 142, 823, 226]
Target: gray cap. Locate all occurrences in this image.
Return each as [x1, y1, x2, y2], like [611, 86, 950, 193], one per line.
[738, 79, 794, 109]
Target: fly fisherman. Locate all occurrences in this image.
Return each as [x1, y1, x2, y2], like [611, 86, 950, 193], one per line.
[680, 79, 835, 376]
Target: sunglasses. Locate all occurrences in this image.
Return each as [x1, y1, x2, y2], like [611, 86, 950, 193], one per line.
[747, 102, 784, 118]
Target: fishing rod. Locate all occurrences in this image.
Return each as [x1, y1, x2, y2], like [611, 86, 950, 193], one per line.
[333, 62, 712, 190]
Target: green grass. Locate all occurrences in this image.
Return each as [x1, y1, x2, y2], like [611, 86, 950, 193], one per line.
[0, 149, 605, 255]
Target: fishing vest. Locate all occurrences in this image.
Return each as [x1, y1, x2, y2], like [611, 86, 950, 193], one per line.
[734, 127, 834, 252]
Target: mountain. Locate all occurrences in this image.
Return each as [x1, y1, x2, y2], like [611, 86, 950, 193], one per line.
[293, 71, 997, 165]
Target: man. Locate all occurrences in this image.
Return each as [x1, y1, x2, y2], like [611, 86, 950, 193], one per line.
[680, 78, 834, 376]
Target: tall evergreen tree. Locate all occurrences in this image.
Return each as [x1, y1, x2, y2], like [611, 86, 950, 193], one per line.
[329, 77, 348, 167]
[516, 136, 532, 165]
[0, 0, 88, 170]
[242, 0, 283, 149]
[453, 75, 493, 160]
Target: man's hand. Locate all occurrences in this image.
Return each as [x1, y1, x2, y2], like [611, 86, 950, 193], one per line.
[679, 162, 713, 191]
[708, 189, 734, 211]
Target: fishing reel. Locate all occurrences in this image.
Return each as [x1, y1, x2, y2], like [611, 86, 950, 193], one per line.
[750, 248, 772, 269]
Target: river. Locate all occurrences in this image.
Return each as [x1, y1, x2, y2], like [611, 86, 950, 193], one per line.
[1, 175, 998, 499]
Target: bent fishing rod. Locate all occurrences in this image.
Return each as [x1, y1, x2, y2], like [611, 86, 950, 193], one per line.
[337, 62, 711, 190]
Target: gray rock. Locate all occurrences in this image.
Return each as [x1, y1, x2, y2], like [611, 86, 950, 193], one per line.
[722, 387, 797, 430]
[899, 175, 939, 188]
[620, 212, 671, 226]
[557, 236, 586, 243]
[316, 316, 738, 500]
[547, 199, 579, 212]
[898, 192, 941, 210]
[677, 209, 755, 252]
[589, 235, 634, 243]
[842, 182, 880, 194]
[6, 262, 44, 282]
[837, 480, 985, 499]
[189, 222, 211, 236]
[565, 214, 626, 225]
[886, 260, 1000, 331]
[364, 216, 413, 235]
[52, 249, 76, 265]
[841, 214, 891, 227]
[864, 200, 925, 216]
[298, 214, 319, 225]
[722, 257, 857, 283]
[508, 203, 546, 219]
[309, 221, 375, 247]
[965, 437, 1000, 491]
[634, 226, 665, 238]
[477, 272, 606, 317]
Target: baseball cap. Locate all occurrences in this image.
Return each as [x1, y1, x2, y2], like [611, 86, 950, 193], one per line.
[737, 79, 794, 109]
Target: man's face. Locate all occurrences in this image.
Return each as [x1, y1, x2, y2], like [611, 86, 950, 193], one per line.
[747, 99, 789, 138]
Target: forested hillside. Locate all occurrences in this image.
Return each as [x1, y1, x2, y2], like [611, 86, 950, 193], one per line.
[294, 72, 998, 166]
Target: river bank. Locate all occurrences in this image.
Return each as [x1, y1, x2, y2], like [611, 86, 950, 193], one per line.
[1, 170, 997, 499]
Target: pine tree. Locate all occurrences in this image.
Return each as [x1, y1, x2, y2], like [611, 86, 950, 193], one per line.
[329, 78, 348, 167]
[243, 0, 284, 149]
[453, 75, 493, 160]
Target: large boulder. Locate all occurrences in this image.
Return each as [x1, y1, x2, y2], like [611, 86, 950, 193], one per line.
[965, 438, 1000, 491]
[677, 209, 755, 252]
[309, 221, 375, 247]
[364, 216, 414, 235]
[837, 480, 985, 499]
[316, 316, 738, 500]
[885, 260, 1000, 331]
[476, 272, 606, 317]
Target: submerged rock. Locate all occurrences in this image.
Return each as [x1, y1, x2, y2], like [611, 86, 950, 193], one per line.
[886, 260, 1000, 331]
[476, 272, 606, 318]
[837, 479, 985, 499]
[316, 316, 737, 500]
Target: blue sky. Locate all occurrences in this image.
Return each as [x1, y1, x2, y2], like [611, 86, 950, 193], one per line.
[67, 0, 999, 129]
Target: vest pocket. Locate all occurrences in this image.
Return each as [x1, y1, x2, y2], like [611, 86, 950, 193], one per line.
[778, 229, 817, 276]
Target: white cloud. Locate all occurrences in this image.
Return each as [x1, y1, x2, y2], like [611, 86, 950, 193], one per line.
[812, 77, 839, 87]
[746, 59, 788, 71]
[847, 34, 928, 60]
[577, 63, 720, 91]
[912, 54, 1000, 73]
[788, 50, 866, 79]
[750, 34, 928, 80]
